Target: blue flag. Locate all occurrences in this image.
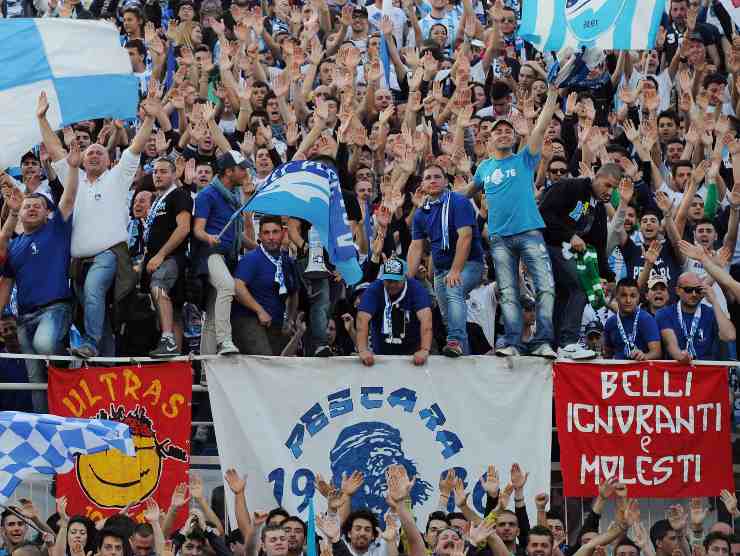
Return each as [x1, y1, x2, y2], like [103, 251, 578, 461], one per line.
[0, 411, 135, 502]
[519, 0, 665, 54]
[239, 160, 363, 285]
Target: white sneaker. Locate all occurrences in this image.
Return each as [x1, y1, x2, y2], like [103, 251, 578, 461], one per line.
[531, 344, 558, 359]
[495, 345, 520, 357]
[218, 340, 239, 356]
[557, 343, 597, 360]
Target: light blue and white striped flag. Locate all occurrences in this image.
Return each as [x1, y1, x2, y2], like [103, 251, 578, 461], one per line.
[518, 0, 666, 54]
[235, 160, 363, 285]
[0, 19, 139, 169]
[0, 411, 134, 502]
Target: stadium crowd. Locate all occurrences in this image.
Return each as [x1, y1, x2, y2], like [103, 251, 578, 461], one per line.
[1, 464, 740, 556]
[1, 0, 740, 407]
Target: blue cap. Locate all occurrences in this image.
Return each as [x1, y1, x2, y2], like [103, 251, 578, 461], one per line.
[381, 258, 407, 281]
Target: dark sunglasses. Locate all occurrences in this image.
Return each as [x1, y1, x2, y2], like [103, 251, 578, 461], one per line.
[549, 168, 567, 175]
[680, 286, 703, 295]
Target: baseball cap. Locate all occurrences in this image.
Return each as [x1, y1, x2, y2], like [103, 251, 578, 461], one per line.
[687, 31, 704, 42]
[585, 320, 603, 338]
[353, 6, 368, 17]
[217, 150, 249, 173]
[648, 275, 668, 289]
[381, 258, 408, 281]
[20, 151, 39, 164]
[491, 118, 514, 132]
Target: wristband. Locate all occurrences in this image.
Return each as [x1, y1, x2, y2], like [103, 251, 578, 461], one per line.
[514, 497, 524, 502]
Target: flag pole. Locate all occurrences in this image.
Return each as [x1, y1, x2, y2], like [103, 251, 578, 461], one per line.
[215, 191, 258, 241]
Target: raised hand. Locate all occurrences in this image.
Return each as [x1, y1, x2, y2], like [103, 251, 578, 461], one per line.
[341, 470, 364, 496]
[224, 467, 247, 497]
[439, 469, 457, 497]
[67, 140, 82, 168]
[190, 472, 205, 501]
[57, 496, 69, 522]
[143, 499, 161, 524]
[468, 520, 495, 545]
[37, 91, 50, 119]
[171, 482, 190, 507]
[381, 512, 399, 543]
[453, 478, 469, 508]
[316, 513, 340, 543]
[720, 490, 739, 516]
[510, 463, 529, 491]
[534, 493, 549, 511]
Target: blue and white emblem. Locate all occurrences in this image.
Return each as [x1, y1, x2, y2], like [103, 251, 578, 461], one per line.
[565, 0, 628, 42]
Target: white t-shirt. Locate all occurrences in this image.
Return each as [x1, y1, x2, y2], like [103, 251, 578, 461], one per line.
[52, 147, 140, 258]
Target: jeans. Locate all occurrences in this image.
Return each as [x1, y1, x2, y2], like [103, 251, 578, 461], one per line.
[75, 249, 116, 351]
[490, 230, 555, 352]
[17, 302, 73, 413]
[434, 260, 484, 354]
[547, 245, 587, 347]
[307, 276, 330, 351]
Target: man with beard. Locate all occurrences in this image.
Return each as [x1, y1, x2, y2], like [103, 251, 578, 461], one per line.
[539, 164, 623, 358]
[232, 215, 299, 355]
[282, 517, 307, 556]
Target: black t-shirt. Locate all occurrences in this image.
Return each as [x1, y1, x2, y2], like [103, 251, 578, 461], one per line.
[146, 187, 193, 260]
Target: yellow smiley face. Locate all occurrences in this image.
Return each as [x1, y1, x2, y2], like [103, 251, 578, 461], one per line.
[76, 434, 162, 508]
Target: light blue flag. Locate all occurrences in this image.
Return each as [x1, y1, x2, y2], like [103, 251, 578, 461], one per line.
[0, 19, 139, 169]
[238, 160, 363, 285]
[306, 496, 317, 556]
[0, 411, 135, 502]
[518, 0, 666, 54]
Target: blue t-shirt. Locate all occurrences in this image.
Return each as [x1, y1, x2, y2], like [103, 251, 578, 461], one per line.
[411, 192, 483, 271]
[656, 303, 718, 360]
[5, 209, 72, 315]
[358, 278, 432, 355]
[233, 248, 298, 326]
[473, 147, 545, 237]
[194, 185, 236, 251]
[604, 309, 661, 360]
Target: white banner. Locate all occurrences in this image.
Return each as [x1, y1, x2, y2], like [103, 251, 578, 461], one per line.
[205, 355, 553, 525]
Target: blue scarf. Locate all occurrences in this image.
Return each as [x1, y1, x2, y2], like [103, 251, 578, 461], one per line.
[363, 199, 374, 247]
[423, 191, 452, 251]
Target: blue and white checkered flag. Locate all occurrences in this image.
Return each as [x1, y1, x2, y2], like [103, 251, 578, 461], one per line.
[0, 19, 138, 169]
[519, 0, 666, 54]
[0, 412, 134, 502]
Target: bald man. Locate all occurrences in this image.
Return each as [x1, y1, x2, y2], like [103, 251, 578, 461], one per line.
[655, 272, 736, 362]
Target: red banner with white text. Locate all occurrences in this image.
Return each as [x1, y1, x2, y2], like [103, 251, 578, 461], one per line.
[48, 363, 191, 523]
[554, 361, 733, 497]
